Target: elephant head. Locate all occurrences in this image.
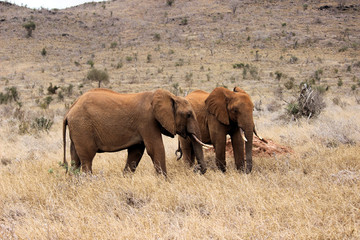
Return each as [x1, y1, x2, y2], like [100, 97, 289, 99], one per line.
[205, 87, 256, 173]
[152, 89, 207, 173]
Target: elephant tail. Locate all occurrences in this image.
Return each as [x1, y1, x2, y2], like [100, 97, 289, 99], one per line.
[63, 117, 69, 173]
[175, 139, 182, 160]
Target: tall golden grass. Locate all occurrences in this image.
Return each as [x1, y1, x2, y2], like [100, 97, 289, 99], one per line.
[1, 100, 359, 239]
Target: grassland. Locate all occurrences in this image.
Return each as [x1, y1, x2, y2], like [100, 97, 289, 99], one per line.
[1, 0, 360, 239]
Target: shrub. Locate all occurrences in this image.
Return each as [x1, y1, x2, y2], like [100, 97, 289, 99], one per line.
[0, 87, 19, 104]
[287, 84, 326, 119]
[175, 58, 184, 67]
[147, 54, 152, 63]
[116, 61, 123, 69]
[41, 48, 47, 56]
[337, 78, 343, 87]
[166, 0, 175, 6]
[86, 68, 109, 87]
[233, 63, 259, 80]
[87, 60, 94, 68]
[31, 117, 53, 132]
[110, 42, 117, 49]
[289, 55, 298, 64]
[275, 71, 283, 81]
[47, 83, 59, 94]
[37, 96, 53, 109]
[284, 78, 295, 90]
[153, 33, 161, 41]
[180, 18, 188, 26]
[23, 21, 36, 37]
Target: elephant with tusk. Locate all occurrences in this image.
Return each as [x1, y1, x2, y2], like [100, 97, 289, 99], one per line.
[63, 88, 207, 176]
[178, 87, 263, 173]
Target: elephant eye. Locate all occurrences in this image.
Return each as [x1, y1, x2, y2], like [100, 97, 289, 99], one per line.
[187, 112, 192, 118]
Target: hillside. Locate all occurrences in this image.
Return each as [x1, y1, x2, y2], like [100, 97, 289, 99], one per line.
[0, 0, 360, 239]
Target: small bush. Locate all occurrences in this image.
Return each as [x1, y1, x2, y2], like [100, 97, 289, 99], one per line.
[23, 21, 36, 37]
[41, 48, 47, 56]
[289, 55, 298, 64]
[337, 78, 343, 87]
[147, 54, 152, 63]
[275, 71, 283, 81]
[175, 58, 184, 67]
[87, 60, 94, 68]
[37, 96, 53, 109]
[0, 87, 20, 104]
[153, 33, 161, 41]
[116, 61, 123, 69]
[233, 63, 259, 80]
[284, 78, 295, 90]
[126, 56, 133, 62]
[110, 42, 117, 49]
[180, 18, 188, 26]
[166, 0, 175, 6]
[31, 117, 53, 132]
[47, 83, 59, 94]
[233, 63, 245, 69]
[87, 68, 109, 87]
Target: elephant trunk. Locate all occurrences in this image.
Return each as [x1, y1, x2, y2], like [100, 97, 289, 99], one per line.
[186, 119, 207, 174]
[244, 130, 253, 173]
[190, 135, 207, 174]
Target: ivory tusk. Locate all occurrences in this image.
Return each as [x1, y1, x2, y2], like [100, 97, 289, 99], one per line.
[254, 128, 268, 143]
[240, 128, 248, 142]
[191, 134, 213, 149]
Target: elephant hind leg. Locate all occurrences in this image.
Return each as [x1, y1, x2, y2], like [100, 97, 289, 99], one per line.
[124, 143, 145, 173]
[70, 141, 81, 172]
[72, 141, 96, 174]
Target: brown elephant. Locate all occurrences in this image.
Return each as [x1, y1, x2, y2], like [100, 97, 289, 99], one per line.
[63, 88, 208, 176]
[178, 87, 263, 173]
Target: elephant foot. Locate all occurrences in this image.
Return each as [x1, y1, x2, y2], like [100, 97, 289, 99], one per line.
[193, 164, 207, 174]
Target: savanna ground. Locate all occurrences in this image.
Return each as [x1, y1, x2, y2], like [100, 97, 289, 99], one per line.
[1, 0, 360, 239]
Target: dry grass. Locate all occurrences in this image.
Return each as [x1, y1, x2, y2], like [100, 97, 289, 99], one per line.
[1, 0, 360, 239]
[1, 102, 359, 239]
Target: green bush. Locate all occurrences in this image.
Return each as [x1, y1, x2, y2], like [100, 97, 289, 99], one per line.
[41, 48, 47, 56]
[31, 117, 53, 132]
[87, 68, 109, 87]
[0, 87, 19, 104]
[110, 42, 117, 49]
[166, 0, 175, 6]
[87, 60, 94, 68]
[23, 21, 36, 37]
[47, 83, 59, 94]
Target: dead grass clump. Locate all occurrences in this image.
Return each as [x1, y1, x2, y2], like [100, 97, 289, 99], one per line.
[287, 83, 326, 119]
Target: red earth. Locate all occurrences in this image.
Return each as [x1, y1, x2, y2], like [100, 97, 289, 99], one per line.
[206, 137, 293, 157]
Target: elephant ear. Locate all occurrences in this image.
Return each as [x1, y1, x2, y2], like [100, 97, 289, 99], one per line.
[151, 89, 176, 136]
[205, 87, 230, 125]
[233, 86, 246, 94]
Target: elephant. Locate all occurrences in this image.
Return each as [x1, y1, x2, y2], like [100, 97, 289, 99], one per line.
[63, 88, 209, 176]
[178, 87, 263, 173]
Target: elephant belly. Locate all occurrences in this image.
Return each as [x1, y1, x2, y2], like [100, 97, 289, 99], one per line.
[95, 132, 143, 153]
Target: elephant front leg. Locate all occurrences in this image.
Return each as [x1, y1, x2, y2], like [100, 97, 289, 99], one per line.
[179, 137, 195, 167]
[212, 134, 227, 172]
[124, 143, 145, 173]
[230, 130, 245, 172]
[143, 133, 167, 176]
